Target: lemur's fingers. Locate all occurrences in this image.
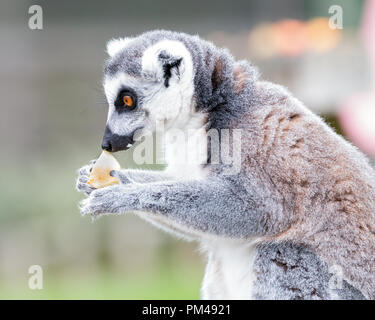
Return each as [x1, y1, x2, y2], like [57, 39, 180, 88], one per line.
[89, 159, 97, 168]
[76, 176, 95, 195]
[110, 170, 131, 184]
[79, 197, 100, 216]
[78, 160, 96, 176]
[79, 197, 98, 216]
[78, 165, 90, 176]
[76, 161, 97, 195]
[79, 185, 126, 216]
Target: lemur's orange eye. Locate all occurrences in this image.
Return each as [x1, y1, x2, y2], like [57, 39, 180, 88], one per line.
[114, 89, 137, 110]
[123, 96, 133, 107]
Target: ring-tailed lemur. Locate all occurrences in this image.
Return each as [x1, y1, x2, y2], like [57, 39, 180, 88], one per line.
[76, 30, 375, 300]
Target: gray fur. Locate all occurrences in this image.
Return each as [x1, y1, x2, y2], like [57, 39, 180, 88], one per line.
[80, 176, 270, 237]
[253, 242, 365, 300]
[77, 30, 375, 299]
[111, 169, 175, 184]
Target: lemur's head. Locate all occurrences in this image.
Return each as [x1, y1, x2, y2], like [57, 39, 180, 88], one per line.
[102, 31, 198, 152]
[101, 30, 256, 152]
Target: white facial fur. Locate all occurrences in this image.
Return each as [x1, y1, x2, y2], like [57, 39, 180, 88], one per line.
[140, 39, 195, 130]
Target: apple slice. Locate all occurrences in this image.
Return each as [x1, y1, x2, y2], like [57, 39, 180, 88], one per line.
[87, 150, 121, 188]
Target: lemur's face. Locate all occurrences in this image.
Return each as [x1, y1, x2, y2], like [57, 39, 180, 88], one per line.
[102, 37, 195, 152]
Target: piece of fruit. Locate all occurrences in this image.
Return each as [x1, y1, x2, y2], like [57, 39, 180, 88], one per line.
[87, 151, 121, 188]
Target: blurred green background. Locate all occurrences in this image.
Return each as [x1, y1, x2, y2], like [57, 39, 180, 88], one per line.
[0, 0, 373, 299]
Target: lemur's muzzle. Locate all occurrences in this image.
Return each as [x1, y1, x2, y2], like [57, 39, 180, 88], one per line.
[101, 126, 134, 152]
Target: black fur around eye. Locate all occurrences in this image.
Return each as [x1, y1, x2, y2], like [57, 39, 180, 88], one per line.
[114, 88, 137, 111]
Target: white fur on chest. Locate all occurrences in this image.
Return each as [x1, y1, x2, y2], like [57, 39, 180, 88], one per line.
[164, 112, 208, 180]
[201, 240, 258, 300]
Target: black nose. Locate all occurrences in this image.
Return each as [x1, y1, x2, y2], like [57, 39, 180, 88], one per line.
[102, 126, 114, 152]
[101, 138, 112, 152]
[101, 126, 135, 152]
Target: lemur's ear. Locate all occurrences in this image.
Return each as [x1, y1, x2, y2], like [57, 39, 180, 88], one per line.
[106, 37, 133, 57]
[157, 50, 183, 87]
[142, 40, 190, 87]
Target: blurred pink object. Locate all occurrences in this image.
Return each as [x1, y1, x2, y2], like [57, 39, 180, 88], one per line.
[339, 93, 375, 156]
[338, 0, 375, 157]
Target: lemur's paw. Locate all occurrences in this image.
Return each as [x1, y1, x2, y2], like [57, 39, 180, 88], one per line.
[76, 160, 96, 196]
[79, 185, 126, 217]
[110, 170, 132, 184]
